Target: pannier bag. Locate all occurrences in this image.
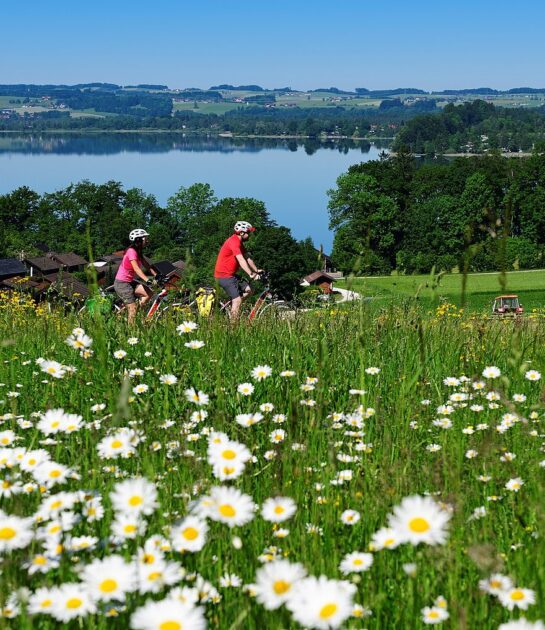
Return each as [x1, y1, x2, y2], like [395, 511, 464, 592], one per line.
[195, 286, 216, 317]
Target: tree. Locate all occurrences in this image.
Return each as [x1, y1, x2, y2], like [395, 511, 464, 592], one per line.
[328, 172, 400, 272]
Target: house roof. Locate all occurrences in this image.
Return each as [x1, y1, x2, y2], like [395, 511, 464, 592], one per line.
[304, 271, 335, 284]
[42, 272, 90, 300]
[172, 260, 186, 271]
[0, 277, 39, 290]
[0, 258, 27, 278]
[24, 256, 61, 273]
[48, 252, 88, 267]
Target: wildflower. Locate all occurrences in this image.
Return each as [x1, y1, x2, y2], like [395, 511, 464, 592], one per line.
[251, 365, 272, 381]
[133, 384, 149, 395]
[237, 383, 255, 396]
[505, 477, 524, 492]
[260, 403, 274, 412]
[466, 450, 478, 459]
[365, 367, 380, 375]
[513, 394, 527, 403]
[81, 555, 137, 602]
[498, 587, 536, 611]
[127, 337, 139, 345]
[170, 516, 208, 553]
[176, 321, 198, 334]
[340, 509, 360, 525]
[159, 374, 178, 385]
[262, 497, 297, 523]
[272, 414, 286, 424]
[184, 340, 205, 350]
[28, 586, 60, 615]
[110, 477, 158, 516]
[254, 559, 307, 610]
[111, 514, 147, 540]
[403, 563, 417, 577]
[114, 350, 127, 359]
[50, 583, 96, 622]
[130, 598, 206, 630]
[482, 366, 501, 379]
[280, 370, 295, 377]
[525, 370, 541, 381]
[97, 432, 136, 459]
[40, 360, 66, 379]
[0, 514, 34, 552]
[388, 495, 451, 546]
[499, 620, 545, 629]
[206, 486, 256, 528]
[33, 461, 72, 488]
[370, 527, 400, 551]
[270, 429, 286, 444]
[421, 606, 449, 624]
[479, 574, 513, 595]
[184, 388, 209, 406]
[339, 551, 373, 574]
[426, 444, 442, 452]
[443, 377, 460, 386]
[286, 575, 355, 630]
[65, 333, 93, 351]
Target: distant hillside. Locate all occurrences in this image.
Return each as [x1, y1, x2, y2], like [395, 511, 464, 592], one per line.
[394, 100, 545, 153]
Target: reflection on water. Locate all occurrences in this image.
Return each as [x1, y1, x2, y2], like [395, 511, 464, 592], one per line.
[0, 133, 390, 156]
[0, 133, 389, 250]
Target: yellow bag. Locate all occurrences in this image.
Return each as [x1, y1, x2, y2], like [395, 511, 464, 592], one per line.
[195, 286, 216, 317]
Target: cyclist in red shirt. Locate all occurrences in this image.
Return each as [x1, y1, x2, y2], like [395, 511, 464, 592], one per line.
[214, 221, 262, 320]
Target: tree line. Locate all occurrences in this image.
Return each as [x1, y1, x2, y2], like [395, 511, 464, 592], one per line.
[394, 100, 545, 154]
[0, 182, 319, 297]
[328, 147, 545, 275]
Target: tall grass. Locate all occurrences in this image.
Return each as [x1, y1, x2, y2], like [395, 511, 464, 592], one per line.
[0, 300, 544, 627]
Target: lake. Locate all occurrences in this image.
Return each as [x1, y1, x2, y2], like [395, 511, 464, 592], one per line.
[0, 134, 388, 251]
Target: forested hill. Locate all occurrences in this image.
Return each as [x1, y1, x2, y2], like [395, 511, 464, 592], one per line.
[394, 100, 545, 154]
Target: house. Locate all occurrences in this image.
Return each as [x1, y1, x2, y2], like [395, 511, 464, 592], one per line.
[47, 252, 87, 272]
[302, 271, 335, 293]
[0, 258, 28, 282]
[24, 256, 62, 277]
[315, 249, 336, 274]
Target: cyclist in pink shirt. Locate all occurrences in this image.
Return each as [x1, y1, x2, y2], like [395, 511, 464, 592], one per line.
[114, 228, 156, 324]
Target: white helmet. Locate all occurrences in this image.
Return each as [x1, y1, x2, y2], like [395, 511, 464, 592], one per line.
[129, 228, 149, 242]
[234, 221, 256, 234]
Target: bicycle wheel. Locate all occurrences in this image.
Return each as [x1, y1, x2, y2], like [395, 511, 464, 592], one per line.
[256, 300, 294, 320]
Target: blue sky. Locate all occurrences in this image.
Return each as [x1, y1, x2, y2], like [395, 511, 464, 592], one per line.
[2, 0, 544, 90]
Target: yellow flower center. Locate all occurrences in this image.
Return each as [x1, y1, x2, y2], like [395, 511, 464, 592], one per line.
[148, 571, 162, 581]
[511, 590, 525, 601]
[353, 559, 363, 565]
[0, 527, 16, 540]
[222, 449, 236, 460]
[33, 555, 47, 565]
[50, 500, 62, 509]
[490, 580, 501, 588]
[273, 580, 290, 595]
[182, 527, 199, 540]
[66, 598, 82, 609]
[49, 525, 61, 534]
[124, 524, 137, 534]
[28, 459, 36, 465]
[320, 603, 338, 619]
[384, 538, 395, 547]
[2, 480, 10, 488]
[219, 504, 236, 517]
[274, 506, 285, 514]
[99, 579, 118, 593]
[428, 611, 439, 619]
[51, 421, 60, 428]
[1, 438, 9, 445]
[159, 622, 182, 630]
[49, 470, 61, 478]
[129, 495, 143, 507]
[111, 440, 123, 449]
[40, 599, 52, 608]
[408, 517, 430, 533]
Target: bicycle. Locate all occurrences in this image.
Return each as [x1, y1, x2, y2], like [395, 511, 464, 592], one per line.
[80, 273, 196, 320]
[219, 272, 293, 321]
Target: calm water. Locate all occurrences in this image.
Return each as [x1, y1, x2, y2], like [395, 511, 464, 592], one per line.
[0, 134, 388, 251]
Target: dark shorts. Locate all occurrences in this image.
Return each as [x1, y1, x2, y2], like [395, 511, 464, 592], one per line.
[114, 280, 137, 305]
[217, 275, 249, 300]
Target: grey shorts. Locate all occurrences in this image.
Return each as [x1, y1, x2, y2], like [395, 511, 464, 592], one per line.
[217, 275, 249, 300]
[114, 280, 137, 305]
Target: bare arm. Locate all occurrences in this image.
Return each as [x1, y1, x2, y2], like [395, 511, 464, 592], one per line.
[235, 254, 256, 278]
[130, 259, 150, 282]
[246, 257, 260, 274]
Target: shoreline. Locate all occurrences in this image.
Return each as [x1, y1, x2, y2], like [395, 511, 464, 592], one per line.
[0, 129, 391, 141]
